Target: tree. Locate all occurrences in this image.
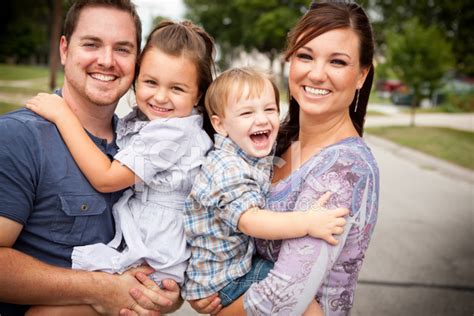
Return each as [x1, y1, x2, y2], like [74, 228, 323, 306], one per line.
[0, 0, 71, 69]
[49, 0, 63, 90]
[386, 18, 455, 126]
[184, 0, 309, 80]
[0, 0, 51, 64]
[366, 0, 473, 76]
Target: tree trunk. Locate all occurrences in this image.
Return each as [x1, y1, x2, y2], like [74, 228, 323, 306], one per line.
[49, 0, 62, 91]
[410, 95, 418, 127]
[279, 58, 286, 92]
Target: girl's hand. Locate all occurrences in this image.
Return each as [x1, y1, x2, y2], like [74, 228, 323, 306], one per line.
[25, 93, 71, 123]
[189, 293, 222, 315]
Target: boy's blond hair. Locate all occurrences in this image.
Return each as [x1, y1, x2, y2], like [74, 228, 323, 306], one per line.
[205, 67, 280, 118]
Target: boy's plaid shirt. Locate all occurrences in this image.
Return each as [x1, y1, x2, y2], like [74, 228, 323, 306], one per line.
[182, 134, 274, 299]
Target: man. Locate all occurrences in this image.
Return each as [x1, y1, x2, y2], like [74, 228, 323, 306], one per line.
[0, 1, 181, 314]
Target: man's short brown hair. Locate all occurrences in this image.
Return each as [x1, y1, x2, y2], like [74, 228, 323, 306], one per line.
[63, 0, 142, 54]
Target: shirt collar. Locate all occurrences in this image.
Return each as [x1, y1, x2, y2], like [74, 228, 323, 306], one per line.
[214, 133, 274, 167]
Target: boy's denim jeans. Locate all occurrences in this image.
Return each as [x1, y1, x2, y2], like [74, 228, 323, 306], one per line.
[218, 256, 274, 306]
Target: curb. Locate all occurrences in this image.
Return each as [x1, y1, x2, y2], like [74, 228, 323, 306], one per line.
[364, 134, 474, 184]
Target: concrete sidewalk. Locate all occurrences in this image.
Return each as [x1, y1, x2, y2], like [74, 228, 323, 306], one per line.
[366, 104, 474, 132]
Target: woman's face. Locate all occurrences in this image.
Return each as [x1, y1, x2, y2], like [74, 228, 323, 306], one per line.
[288, 28, 368, 119]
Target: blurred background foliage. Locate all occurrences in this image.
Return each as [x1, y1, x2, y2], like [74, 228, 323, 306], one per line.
[0, 0, 472, 112]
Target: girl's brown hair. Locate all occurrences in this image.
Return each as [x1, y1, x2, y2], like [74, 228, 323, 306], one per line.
[135, 20, 216, 139]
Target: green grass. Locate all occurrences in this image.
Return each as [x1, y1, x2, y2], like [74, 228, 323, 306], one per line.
[368, 90, 391, 105]
[366, 110, 386, 116]
[401, 104, 474, 114]
[366, 126, 474, 170]
[0, 101, 21, 115]
[0, 64, 53, 80]
[0, 86, 47, 95]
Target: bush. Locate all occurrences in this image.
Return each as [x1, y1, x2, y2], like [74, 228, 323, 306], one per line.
[443, 92, 474, 112]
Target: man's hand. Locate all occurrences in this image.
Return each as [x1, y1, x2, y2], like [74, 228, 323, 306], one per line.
[90, 267, 160, 316]
[117, 268, 183, 316]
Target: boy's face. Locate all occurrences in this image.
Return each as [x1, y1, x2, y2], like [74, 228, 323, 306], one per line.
[212, 80, 280, 158]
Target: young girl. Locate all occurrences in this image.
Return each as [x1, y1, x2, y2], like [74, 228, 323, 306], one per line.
[25, 20, 215, 315]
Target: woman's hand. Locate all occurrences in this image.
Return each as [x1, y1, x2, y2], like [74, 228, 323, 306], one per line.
[25, 93, 71, 123]
[189, 293, 222, 315]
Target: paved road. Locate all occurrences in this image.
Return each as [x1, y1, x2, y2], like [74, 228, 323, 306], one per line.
[352, 135, 474, 316]
[366, 104, 474, 132]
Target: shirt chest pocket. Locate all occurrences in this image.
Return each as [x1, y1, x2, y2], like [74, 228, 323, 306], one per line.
[50, 194, 107, 246]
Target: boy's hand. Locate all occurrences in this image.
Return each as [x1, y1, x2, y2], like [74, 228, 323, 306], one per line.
[25, 93, 70, 123]
[189, 293, 222, 315]
[306, 193, 349, 245]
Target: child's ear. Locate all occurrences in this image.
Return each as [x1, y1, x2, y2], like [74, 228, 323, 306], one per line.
[211, 115, 228, 137]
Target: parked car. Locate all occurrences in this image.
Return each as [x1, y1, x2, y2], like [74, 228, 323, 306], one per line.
[375, 79, 405, 99]
[390, 77, 473, 107]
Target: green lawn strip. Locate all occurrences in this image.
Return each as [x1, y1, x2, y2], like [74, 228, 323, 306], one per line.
[366, 126, 474, 170]
[400, 105, 474, 114]
[366, 110, 386, 116]
[0, 64, 51, 80]
[0, 101, 22, 115]
[0, 64, 64, 83]
[0, 86, 47, 95]
[368, 91, 391, 105]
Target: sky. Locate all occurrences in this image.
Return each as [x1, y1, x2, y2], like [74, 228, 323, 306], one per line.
[133, 0, 186, 39]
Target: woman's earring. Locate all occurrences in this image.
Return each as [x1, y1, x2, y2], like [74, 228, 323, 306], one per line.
[354, 89, 360, 113]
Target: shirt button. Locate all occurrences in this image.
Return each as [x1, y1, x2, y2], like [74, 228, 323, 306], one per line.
[81, 203, 89, 211]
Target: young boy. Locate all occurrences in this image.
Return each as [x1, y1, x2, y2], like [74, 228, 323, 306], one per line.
[182, 67, 348, 309]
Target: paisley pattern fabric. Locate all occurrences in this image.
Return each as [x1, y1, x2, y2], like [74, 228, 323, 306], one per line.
[244, 137, 379, 315]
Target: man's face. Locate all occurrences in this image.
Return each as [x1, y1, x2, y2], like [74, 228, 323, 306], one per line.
[60, 6, 137, 107]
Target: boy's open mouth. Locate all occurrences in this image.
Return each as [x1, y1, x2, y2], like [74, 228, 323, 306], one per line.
[250, 130, 270, 145]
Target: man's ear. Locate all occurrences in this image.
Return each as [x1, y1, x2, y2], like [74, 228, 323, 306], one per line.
[211, 115, 228, 137]
[59, 36, 68, 66]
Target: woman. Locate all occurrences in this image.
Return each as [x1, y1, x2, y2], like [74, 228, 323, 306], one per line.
[191, 1, 379, 315]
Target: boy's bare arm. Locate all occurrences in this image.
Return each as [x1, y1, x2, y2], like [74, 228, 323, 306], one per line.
[238, 205, 348, 244]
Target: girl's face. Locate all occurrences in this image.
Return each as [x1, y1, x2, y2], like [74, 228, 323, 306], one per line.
[289, 28, 368, 120]
[136, 47, 200, 120]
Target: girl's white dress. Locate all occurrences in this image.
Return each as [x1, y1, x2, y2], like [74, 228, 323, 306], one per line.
[71, 108, 213, 284]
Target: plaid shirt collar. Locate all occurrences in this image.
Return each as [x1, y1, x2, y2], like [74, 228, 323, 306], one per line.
[214, 134, 274, 168]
